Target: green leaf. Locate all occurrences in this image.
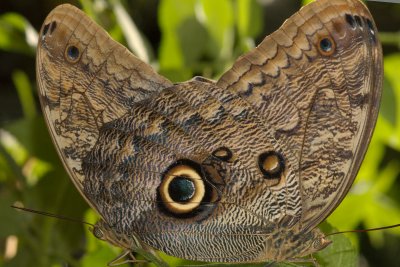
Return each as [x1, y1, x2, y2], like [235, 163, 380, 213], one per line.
[383, 54, 400, 150]
[12, 70, 37, 120]
[316, 223, 358, 267]
[0, 13, 37, 54]
[158, 0, 207, 81]
[112, 0, 151, 63]
[380, 77, 397, 128]
[200, 0, 234, 60]
[236, 0, 262, 39]
[158, 0, 196, 68]
[302, 0, 314, 6]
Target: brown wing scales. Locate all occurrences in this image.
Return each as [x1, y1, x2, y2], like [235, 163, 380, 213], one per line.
[217, 0, 382, 231]
[37, 0, 382, 263]
[36, 4, 173, 213]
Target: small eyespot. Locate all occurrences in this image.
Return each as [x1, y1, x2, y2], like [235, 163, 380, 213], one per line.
[354, 15, 363, 28]
[159, 162, 206, 214]
[212, 147, 233, 162]
[65, 45, 81, 63]
[345, 14, 356, 29]
[320, 38, 332, 52]
[258, 151, 285, 180]
[318, 37, 336, 56]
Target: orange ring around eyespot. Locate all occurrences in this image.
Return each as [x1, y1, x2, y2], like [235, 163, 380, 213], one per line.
[159, 165, 205, 214]
[317, 36, 336, 56]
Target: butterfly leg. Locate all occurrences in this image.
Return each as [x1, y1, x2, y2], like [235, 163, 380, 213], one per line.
[287, 256, 319, 267]
[107, 250, 148, 266]
[263, 261, 276, 267]
[309, 256, 319, 267]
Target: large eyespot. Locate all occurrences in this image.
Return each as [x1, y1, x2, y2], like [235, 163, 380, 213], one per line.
[318, 36, 335, 56]
[65, 45, 81, 63]
[159, 162, 206, 215]
[212, 147, 233, 162]
[258, 151, 285, 181]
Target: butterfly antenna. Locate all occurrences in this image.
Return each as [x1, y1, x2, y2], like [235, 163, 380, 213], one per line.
[11, 204, 95, 227]
[367, 0, 400, 3]
[327, 224, 400, 236]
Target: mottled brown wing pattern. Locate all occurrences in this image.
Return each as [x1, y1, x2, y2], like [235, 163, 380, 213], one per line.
[36, 4, 172, 213]
[79, 0, 381, 262]
[36, 0, 382, 264]
[218, 0, 382, 231]
[82, 78, 306, 262]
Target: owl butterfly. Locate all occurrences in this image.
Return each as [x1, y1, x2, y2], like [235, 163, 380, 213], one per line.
[36, 0, 382, 266]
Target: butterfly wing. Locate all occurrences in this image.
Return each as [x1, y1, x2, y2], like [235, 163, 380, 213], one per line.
[36, 4, 173, 214]
[217, 0, 382, 231]
[37, 0, 383, 263]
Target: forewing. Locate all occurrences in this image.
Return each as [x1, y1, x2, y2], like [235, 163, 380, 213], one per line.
[217, 0, 382, 230]
[36, 4, 173, 214]
[81, 79, 297, 262]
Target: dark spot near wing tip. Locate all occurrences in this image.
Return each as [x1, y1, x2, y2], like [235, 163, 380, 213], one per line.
[345, 14, 356, 29]
[354, 15, 363, 28]
[366, 18, 377, 43]
[49, 21, 57, 34]
[42, 21, 57, 37]
[366, 19, 374, 33]
[346, 13, 376, 44]
[42, 23, 50, 36]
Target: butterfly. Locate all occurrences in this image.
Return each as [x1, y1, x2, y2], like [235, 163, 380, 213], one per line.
[36, 0, 382, 265]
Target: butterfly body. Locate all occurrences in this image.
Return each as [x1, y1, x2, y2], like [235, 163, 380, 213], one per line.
[36, 0, 382, 264]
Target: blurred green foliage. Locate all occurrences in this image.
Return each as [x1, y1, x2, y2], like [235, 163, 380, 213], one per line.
[0, 0, 399, 267]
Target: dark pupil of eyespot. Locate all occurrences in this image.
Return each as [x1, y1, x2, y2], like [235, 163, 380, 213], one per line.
[67, 46, 79, 60]
[319, 38, 332, 52]
[168, 177, 195, 203]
